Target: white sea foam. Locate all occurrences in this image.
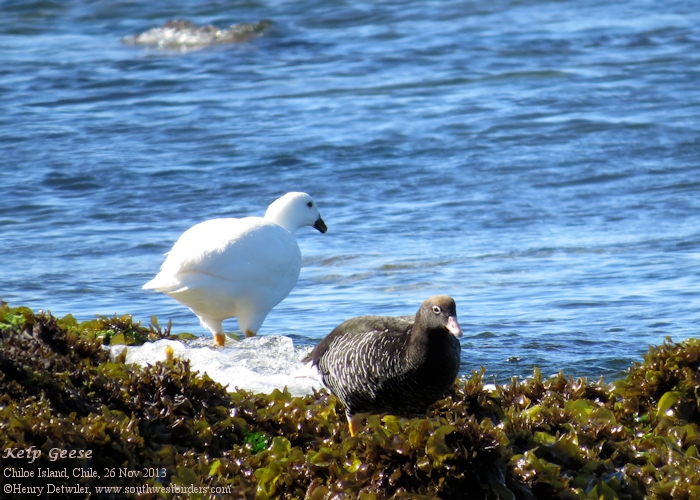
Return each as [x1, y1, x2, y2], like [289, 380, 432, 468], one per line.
[109, 336, 324, 396]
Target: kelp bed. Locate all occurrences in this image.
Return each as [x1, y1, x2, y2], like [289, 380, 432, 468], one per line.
[1, 304, 700, 499]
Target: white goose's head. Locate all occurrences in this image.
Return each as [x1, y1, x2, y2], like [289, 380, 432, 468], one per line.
[265, 192, 327, 234]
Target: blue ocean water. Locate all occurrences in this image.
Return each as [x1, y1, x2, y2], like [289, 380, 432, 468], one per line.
[2, 0, 699, 390]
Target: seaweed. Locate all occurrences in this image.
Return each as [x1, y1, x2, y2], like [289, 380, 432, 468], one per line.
[2, 304, 700, 499]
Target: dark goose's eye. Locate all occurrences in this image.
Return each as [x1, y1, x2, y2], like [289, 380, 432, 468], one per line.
[432, 305, 441, 314]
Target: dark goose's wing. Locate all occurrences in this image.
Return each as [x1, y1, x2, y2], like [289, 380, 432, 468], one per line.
[304, 315, 412, 371]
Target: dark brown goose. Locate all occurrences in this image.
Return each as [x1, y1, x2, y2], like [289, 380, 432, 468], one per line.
[305, 295, 462, 436]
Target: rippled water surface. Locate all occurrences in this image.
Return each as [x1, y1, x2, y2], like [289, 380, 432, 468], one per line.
[2, 0, 699, 391]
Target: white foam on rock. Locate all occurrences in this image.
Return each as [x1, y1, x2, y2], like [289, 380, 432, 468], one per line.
[109, 336, 324, 396]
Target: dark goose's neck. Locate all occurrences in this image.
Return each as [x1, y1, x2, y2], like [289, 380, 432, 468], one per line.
[405, 314, 453, 366]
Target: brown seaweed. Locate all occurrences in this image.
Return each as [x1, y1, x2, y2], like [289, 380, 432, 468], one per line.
[2, 303, 700, 499]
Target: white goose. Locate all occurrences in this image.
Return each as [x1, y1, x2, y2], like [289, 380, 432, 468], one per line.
[143, 192, 327, 346]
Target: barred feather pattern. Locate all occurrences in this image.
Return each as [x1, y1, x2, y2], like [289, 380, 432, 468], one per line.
[313, 317, 461, 418]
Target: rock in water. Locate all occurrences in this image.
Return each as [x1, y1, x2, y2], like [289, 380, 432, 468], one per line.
[122, 19, 272, 50]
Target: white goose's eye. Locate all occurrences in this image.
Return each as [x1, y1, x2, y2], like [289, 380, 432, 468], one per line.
[307, 201, 313, 207]
[432, 305, 441, 314]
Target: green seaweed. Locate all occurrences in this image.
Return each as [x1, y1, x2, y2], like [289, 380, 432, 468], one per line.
[2, 304, 700, 499]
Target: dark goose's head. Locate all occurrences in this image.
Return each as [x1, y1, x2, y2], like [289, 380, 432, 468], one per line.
[414, 295, 462, 338]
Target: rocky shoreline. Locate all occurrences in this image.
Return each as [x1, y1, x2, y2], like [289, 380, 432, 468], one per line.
[1, 302, 699, 499]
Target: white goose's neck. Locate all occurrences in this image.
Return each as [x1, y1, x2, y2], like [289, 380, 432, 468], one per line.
[265, 206, 299, 234]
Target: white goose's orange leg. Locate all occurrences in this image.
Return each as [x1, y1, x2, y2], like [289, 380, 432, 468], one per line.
[214, 332, 226, 346]
[245, 330, 256, 338]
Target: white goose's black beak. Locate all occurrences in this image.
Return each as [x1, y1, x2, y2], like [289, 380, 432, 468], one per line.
[313, 217, 327, 234]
